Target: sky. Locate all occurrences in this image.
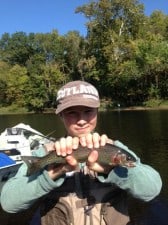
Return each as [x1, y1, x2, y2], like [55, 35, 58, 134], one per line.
[0, 0, 168, 38]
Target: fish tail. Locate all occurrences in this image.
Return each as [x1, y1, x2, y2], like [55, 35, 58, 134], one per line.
[21, 156, 41, 176]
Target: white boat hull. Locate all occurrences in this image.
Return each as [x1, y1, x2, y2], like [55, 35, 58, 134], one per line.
[0, 123, 49, 193]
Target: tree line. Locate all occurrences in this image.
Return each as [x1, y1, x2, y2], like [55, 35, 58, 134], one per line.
[0, 0, 168, 112]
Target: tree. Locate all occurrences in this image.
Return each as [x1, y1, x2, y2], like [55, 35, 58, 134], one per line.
[0, 32, 35, 66]
[6, 65, 28, 106]
[148, 10, 168, 38]
[62, 31, 85, 80]
[0, 61, 11, 105]
[24, 63, 66, 112]
[76, 0, 146, 96]
[135, 39, 168, 100]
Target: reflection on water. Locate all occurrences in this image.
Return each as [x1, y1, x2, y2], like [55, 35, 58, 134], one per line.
[0, 110, 168, 224]
[98, 110, 168, 198]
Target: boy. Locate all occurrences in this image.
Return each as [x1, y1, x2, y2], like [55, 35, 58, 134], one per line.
[1, 80, 162, 225]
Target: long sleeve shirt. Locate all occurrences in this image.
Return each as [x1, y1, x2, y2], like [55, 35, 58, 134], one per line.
[0, 140, 162, 213]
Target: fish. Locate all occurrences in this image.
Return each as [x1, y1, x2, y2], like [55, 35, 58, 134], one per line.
[21, 143, 137, 176]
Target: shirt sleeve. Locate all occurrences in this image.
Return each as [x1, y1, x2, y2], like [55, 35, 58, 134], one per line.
[97, 140, 162, 202]
[0, 146, 66, 213]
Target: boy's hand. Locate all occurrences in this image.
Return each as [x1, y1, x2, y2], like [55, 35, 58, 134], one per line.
[45, 133, 114, 179]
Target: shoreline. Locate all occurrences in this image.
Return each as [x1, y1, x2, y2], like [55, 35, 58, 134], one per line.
[109, 106, 168, 111]
[0, 105, 168, 115]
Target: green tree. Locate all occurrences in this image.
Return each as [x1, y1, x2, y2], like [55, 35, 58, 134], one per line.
[148, 10, 168, 38]
[63, 31, 85, 80]
[41, 63, 67, 106]
[76, 0, 146, 97]
[6, 65, 28, 106]
[0, 61, 11, 105]
[0, 32, 35, 66]
[24, 63, 66, 112]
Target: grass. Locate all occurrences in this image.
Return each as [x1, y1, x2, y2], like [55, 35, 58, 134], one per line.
[0, 105, 29, 114]
[0, 99, 168, 114]
[143, 99, 168, 108]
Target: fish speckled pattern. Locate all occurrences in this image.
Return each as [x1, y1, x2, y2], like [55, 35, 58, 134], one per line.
[21, 143, 137, 175]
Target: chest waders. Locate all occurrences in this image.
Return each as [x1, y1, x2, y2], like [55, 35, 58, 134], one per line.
[40, 169, 130, 225]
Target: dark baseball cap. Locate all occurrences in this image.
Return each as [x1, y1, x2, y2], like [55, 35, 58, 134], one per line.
[55, 80, 100, 114]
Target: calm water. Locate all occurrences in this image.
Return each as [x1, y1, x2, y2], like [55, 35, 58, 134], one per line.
[0, 110, 168, 224]
[0, 110, 167, 197]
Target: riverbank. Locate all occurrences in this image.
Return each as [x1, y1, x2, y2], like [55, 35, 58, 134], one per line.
[0, 100, 168, 114]
[100, 99, 168, 111]
[110, 105, 168, 111]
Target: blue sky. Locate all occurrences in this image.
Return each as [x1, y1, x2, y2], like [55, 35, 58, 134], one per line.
[0, 0, 168, 37]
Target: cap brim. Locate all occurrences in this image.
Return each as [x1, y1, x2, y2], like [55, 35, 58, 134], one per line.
[56, 98, 100, 114]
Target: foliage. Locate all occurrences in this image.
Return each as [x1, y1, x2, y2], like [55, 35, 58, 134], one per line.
[143, 99, 163, 108]
[0, 0, 167, 112]
[6, 65, 28, 106]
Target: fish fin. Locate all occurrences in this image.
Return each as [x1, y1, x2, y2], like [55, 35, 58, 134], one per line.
[21, 156, 41, 176]
[21, 156, 41, 165]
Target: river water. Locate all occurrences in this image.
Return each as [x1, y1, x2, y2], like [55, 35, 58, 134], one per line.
[0, 110, 168, 224]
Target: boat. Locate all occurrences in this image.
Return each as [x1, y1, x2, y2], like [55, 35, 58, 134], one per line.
[0, 123, 49, 192]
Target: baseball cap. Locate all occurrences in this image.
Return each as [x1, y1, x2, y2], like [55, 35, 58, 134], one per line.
[55, 80, 100, 114]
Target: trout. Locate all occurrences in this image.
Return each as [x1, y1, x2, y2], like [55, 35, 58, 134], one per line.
[21, 143, 137, 175]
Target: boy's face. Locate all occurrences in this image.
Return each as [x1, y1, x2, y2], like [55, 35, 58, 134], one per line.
[60, 106, 98, 137]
